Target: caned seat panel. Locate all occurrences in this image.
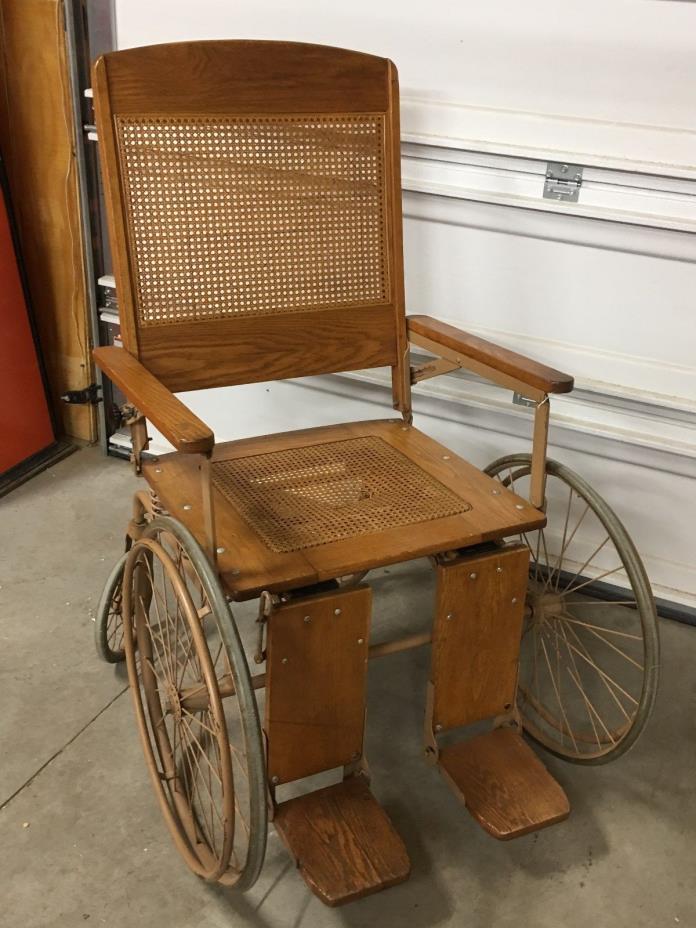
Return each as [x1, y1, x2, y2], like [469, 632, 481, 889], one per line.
[212, 435, 471, 554]
[142, 420, 546, 600]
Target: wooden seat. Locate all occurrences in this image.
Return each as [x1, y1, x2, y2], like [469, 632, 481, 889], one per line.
[142, 419, 544, 600]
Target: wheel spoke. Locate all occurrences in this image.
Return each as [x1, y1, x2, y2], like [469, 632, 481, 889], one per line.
[565, 616, 644, 671]
[563, 564, 625, 598]
[540, 634, 578, 752]
[561, 614, 642, 641]
[547, 485, 574, 589]
[554, 620, 602, 748]
[559, 618, 637, 715]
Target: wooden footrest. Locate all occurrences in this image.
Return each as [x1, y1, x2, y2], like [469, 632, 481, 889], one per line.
[274, 776, 410, 906]
[438, 727, 570, 840]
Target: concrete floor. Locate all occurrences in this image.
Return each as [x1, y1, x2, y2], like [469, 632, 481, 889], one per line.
[1, 445, 695, 928]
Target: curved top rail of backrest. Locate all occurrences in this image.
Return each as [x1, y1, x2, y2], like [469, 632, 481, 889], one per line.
[92, 40, 410, 409]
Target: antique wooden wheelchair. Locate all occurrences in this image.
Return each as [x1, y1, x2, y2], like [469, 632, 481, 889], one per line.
[91, 41, 659, 905]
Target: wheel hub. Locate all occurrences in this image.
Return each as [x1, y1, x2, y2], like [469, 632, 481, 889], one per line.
[164, 679, 183, 722]
[527, 587, 565, 628]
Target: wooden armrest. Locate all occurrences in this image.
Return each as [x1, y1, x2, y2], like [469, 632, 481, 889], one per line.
[407, 315, 574, 395]
[93, 346, 215, 454]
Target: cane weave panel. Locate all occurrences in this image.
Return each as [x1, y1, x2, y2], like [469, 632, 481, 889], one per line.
[212, 437, 471, 553]
[115, 114, 389, 327]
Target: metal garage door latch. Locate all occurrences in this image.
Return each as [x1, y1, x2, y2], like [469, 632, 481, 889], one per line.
[61, 383, 102, 405]
[543, 162, 583, 202]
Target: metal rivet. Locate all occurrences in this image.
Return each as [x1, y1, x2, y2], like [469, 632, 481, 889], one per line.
[334, 608, 342, 616]
[492, 489, 501, 495]
[183, 504, 192, 511]
[357, 638, 364, 645]
[304, 615, 311, 624]
[435, 724, 443, 732]
[271, 776, 279, 785]
[155, 467, 162, 474]
[496, 566, 503, 573]
[216, 547, 225, 555]
[281, 657, 288, 664]
[442, 455, 450, 460]
[446, 612, 454, 621]
[512, 597, 518, 605]
[515, 504, 524, 510]
[469, 572, 477, 580]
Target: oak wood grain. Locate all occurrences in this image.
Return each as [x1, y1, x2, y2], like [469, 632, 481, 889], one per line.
[265, 586, 371, 785]
[91, 41, 410, 397]
[274, 777, 410, 905]
[438, 727, 570, 839]
[137, 305, 397, 392]
[93, 346, 214, 453]
[431, 545, 529, 731]
[141, 420, 546, 600]
[98, 41, 390, 115]
[408, 315, 574, 395]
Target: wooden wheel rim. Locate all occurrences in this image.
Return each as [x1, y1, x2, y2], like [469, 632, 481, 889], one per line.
[485, 454, 659, 764]
[123, 537, 235, 880]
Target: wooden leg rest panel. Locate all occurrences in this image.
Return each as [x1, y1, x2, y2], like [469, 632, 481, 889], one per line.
[274, 777, 411, 906]
[438, 727, 570, 840]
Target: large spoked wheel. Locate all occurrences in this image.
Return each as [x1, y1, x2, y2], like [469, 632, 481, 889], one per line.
[122, 516, 267, 888]
[485, 455, 659, 765]
[94, 552, 128, 664]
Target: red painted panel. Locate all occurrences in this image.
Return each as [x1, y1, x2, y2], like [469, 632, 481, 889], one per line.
[0, 190, 55, 473]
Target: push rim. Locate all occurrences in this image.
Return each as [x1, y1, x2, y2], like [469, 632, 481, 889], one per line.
[95, 553, 128, 664]
[122, 516, 267, 887]
[485, 454, 659, 765]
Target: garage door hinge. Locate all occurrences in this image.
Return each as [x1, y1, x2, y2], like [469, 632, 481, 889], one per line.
[61, 383, 102, 405]
[543, 162, 583, 202]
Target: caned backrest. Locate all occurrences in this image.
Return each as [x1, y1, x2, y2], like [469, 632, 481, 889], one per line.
[92, 41, 409, 407]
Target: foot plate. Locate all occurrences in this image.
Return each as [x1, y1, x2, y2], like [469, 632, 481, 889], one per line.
[274, 777, 410, 906]
[439, 727, 570, 839]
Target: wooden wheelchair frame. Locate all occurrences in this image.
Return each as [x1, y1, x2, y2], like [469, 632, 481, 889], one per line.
[89, 40, 656, 906]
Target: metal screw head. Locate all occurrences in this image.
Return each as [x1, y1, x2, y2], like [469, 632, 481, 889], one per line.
[515, 503, 524, 510]
[303, 615, 311, 624]
[511, 597, 518, 605]
[469, 572, 477, 580]
[216, 547, 225, 555]
[446, 612, 454, 621]
[281, 657, 288, 664]
[357, 637, 365, 645]
[442, 455, 450, 461]
[154, 467, 162, 474]
[183, 504, 192, 511]
[271, 775, 279, 785]
[496, 566, 503, 573]
[492, 488, 501, 496]
[435, 724, 443, 732]
[334, 608, 342, 616]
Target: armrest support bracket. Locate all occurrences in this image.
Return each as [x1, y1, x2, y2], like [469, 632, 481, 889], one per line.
[407, 316, 573, 510]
